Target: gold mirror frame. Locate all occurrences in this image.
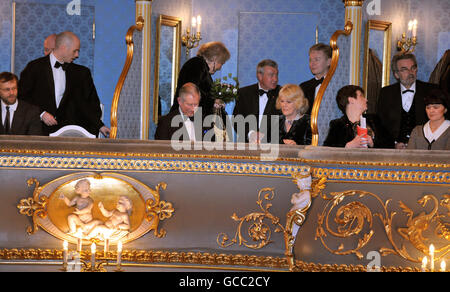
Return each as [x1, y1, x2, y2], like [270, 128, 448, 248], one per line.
[362, 20, 392, 111]
[153, 15, 182, 124]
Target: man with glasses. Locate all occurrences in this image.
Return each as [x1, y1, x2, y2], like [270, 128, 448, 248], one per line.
[376, 53, 438, 149]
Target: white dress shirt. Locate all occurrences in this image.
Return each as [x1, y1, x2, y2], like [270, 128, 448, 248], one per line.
[179, 107, 196, 142]
[400, 82, 416, 112]
[49, 53, 66, 109]
[258, 83, 269, 127]
[314, 75, 326, 98]
[1, 100, 18, 127]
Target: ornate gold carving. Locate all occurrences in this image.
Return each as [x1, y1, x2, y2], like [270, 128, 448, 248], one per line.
[0, 148, 449, 169]
[17, 178, 48, 235]
[316, 190, 375, 259]
[217, 188, 285, 250]
[145, 182, 174, 238]
[314, 190, 450, 264]
[17, 173, 174, 246]
[285, 173, 327, 271]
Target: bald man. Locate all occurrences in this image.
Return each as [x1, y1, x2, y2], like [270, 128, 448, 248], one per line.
[19, 31, 109, 137]
[44, 34, 56, 56]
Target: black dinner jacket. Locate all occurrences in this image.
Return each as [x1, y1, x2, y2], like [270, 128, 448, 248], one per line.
[300, 77, 320, 115]
[18, 55, 104, 135]
[233, 83, 281, 142]
[376, 80, 438, 147]
[0, 100, 43, 135]
[154, 109, 213, 141]
[170, 56, 215, 115]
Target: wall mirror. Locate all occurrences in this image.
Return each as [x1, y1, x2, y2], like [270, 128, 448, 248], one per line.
[153, 14, 182, 124]
[363, 20, 392, 114]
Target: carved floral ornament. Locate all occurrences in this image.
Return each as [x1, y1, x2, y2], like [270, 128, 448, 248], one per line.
[17, 172, 174, 246]
[217, 168, 449, 271]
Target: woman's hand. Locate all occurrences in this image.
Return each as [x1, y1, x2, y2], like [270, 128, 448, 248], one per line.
[282, 139, 297, 145]
[214, 99, 225, 109]
[345, 134, 370, 148]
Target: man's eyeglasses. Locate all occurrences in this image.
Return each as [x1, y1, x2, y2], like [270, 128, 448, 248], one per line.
[397, 65, 418, 74]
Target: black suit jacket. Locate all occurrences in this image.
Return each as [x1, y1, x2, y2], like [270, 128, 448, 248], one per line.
[170, 56, 215, 115]
[154, 109, 213, 141]
[18, 55, 104, 135]
[279, 114, 312, 145]
[0, 100, 43, 135]
[233, 83, 281, 142]
[323, 114, 390, 148]
[299, 77, 321, 115]
[376, 80, 438, 147]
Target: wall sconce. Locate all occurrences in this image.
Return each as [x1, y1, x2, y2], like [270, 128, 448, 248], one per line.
[181, 15, 202, 56]
[397, 19, 417, 53]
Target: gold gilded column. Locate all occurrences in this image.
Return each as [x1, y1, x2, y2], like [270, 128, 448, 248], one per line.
[135, 0, 152, 139]
[343, 0, 364, 85]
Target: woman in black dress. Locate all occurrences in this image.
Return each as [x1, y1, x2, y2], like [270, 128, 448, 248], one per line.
[170, 41, 230, 116]
[276, 84, 312, 145]
[324, 85, 387, 148]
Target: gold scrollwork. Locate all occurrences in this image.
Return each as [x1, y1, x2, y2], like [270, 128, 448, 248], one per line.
[145, 182, 174, 238]
[17, 178, 48, 235]
[217, 188, 285, 250]
[315, 189, 450, 263]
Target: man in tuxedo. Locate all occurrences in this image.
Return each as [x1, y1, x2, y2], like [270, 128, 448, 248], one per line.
[0, 72, 42, 135]
[299, 43, 332, 115]
[233, 59, 281, 143]
[377, 52, 438, 149]
[18, 31, 109, 137]
[44, 34, 56, 56]
[155, 82, 210, 141]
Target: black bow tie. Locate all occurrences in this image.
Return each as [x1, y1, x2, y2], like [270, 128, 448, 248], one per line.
[402, 89, 414, 94]
[54, 61, 68, 71]
[312, 77, 324, 87]
[183, 115, 195, 122]
[258, 89, 276, 98]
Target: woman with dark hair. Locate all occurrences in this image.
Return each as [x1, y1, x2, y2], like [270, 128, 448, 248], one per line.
[324, 85, 387, 148]
[170, 41, 231, 115]
[407, 89, 450, 150]
[275, 84, 312, 145]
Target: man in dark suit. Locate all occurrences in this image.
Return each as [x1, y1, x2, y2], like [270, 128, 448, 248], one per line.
[299, 43, 332, 115]
[376, 52, 438, 149]
[233, 59, 281, 143]
[18, 31, 109, 137]
[155, 82, 212, 141]
[0, 72, 42, 135]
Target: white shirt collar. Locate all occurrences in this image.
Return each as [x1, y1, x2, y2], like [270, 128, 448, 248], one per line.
[1, 100, 18, 112]
[423, 120, 450, 143]
[50, 52, 65, 67]
[400, 82, 416, 94]
[400, 82, 416, 112]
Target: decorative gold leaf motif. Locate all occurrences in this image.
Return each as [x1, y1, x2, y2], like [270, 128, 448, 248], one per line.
[16, 178, 48, 235]
[217, 188, 285, 250]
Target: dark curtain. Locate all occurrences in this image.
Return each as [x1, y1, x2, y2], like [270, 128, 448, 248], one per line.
[367, 49, 383, 114]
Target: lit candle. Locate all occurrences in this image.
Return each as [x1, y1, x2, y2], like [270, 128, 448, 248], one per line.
[63, 240, 68, 266]
[421, 256, 428, 272]
[77, 236, 82, 252]
[104, 237, 109, 256]
[412, 19, 417, 37]
[429, 244, 435, 272]
[91, 243, 96, 268]
[441, 260, 446, 272]
[197, 15, 202, 33]
[191, 17, 197, 33]
[408, 20, 413, 32]
[117, 241, 123, 268]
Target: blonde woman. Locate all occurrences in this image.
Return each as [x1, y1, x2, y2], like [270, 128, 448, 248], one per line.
[276, 84, 312, 145]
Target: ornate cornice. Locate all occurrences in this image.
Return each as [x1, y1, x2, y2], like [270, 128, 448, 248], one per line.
[342, 0, 365, 6]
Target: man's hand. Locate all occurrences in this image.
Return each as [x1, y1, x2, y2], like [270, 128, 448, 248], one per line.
[395, 142, 407, 149]
[282, 139, 297, 145]
[41, 112, 58, 126]
[99, 126, 110, 138]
